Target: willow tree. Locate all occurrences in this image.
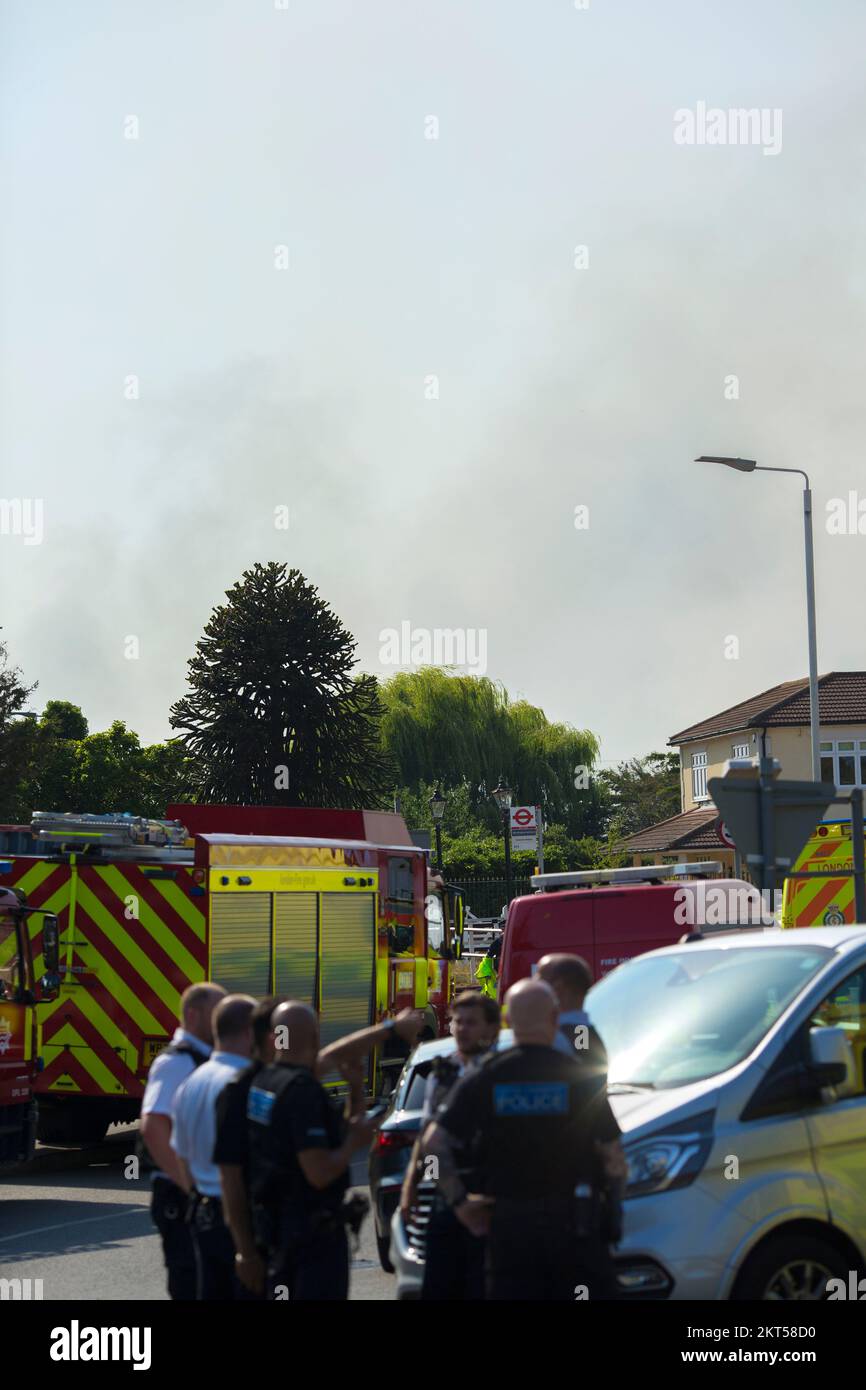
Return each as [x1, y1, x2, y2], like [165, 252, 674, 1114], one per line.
[170, 563, 393, 806]
[379, 667, 601, 836]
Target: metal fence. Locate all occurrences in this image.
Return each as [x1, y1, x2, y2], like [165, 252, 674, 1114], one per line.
[452, 876, 532, 919]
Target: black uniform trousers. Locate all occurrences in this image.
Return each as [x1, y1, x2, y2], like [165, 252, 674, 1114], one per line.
[486, 1197, 618, 1302]
[421, 1198, 486, 1301]
[151, 1177, 196, 1301]
[189, 1193, 262, 1301]
[267, 1205, 349, 1301]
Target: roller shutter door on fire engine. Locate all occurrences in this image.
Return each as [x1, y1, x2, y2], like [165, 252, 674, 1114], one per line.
[318, 892, 375, 1050]
[210, 893, 271, 996]
[273, 892, 318, 1007]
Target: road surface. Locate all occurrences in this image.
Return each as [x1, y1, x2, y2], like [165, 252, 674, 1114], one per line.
[1, 1125, 394, 1301]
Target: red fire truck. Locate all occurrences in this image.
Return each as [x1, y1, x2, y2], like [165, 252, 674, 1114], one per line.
[0, 805, 464, 1145]
[0, 883, 59, 1165]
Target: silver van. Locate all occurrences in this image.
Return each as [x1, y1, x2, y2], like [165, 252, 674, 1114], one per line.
[588, 926, 866, 1299]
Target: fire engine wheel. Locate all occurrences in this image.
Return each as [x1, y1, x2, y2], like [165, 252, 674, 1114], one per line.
[37, 1107, 109, 1147]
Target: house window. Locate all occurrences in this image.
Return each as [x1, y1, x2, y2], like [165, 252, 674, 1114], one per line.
[691, 750, 708, 801]
[731, 742, 751, 760]
[819, 739, 866, 789]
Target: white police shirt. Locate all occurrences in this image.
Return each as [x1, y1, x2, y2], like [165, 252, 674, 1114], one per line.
[171, 1051, 250, 1198]
[141, 1028, 211, 1181]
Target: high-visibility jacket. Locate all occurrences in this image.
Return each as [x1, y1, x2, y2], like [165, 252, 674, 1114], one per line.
[475, 953, 497, 999]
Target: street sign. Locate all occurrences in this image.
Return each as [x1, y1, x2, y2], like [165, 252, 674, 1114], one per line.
[510, 805, 538, 852]
[715, 817, 735, 849]
[708, 765, 836, 893]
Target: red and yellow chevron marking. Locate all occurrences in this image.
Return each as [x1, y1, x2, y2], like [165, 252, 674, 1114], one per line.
[781, 824, 862, 927]
[0, 857, 206, 1099]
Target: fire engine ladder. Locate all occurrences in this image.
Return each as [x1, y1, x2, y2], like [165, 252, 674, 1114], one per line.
[31, 811, 189, 855]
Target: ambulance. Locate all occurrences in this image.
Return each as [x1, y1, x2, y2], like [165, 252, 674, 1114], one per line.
[781, 820, 866, 927]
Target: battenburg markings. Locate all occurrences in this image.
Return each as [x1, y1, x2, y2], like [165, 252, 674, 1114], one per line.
[494, 1083, 568, 1116]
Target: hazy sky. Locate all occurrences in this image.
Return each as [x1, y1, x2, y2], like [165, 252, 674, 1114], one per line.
[2, 0, 865, 769]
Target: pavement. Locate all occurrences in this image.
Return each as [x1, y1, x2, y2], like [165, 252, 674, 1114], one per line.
[0, 1126, 394, 1301]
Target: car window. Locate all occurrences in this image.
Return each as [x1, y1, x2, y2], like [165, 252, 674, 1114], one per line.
[809, 965, 866, 1095]
[400, 1066, 430, 1113]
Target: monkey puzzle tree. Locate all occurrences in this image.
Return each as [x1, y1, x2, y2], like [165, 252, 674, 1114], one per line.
[170, 563, 392, 806]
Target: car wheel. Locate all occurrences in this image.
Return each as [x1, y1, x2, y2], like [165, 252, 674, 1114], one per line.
[377, 1233, 395, 1274]
[733, 1233, 850, 1300]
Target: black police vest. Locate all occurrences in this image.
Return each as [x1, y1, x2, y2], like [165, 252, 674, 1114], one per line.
[247, 1064, 347, 1213]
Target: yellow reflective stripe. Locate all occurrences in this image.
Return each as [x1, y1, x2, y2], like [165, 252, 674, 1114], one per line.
[73, 881, 180, 1023]
[42, 1032, 118, 1094]
[66, 856, 78, 976]
[376, 955, 389, 1014]
[209, 868, 378, 894]
[92, 867, 202, 985]
[66, 975, 138, 1054]
[414, 957, 427, 1007]
[155, 874, 206, 940]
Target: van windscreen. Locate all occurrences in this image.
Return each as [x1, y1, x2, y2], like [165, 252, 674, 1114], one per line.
[586, 945, 831, 1088]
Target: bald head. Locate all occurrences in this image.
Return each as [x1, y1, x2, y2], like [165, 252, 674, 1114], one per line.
[271, 1000, 319, 1065]
[537, 954, 593, 1012]
[505, 979, 559, 1046]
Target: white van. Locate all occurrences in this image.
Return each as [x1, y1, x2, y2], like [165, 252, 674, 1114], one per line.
[587, 927, 866, 1299]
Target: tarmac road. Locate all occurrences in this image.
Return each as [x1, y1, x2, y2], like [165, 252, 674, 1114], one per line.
[0, 1126, 394, 1301]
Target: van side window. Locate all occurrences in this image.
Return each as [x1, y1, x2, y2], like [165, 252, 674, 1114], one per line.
[809, 966, 866, 1095]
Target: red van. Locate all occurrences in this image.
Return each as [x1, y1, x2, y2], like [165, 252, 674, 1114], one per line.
[497, 862, 764, 997]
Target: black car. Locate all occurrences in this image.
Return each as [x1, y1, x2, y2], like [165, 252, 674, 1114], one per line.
[368, 1032, 514, 1275]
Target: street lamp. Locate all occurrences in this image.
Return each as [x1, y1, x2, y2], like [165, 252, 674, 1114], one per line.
[695, 455, 821, 781]
[491, 778, 513, 905]
[429, 785, 446, 873]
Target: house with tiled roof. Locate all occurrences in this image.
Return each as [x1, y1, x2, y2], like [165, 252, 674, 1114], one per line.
[622, 672, 866, 868]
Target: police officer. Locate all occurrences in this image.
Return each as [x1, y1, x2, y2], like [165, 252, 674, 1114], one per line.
[213, 995, 286, 1298]
[247, 1000, 422, 1300]
[171, 994, 257, 1299]
[427, 978, 626, 1301]
[400, 991, 500, 1301]
[536, 953, 608, 1080]
[139, 981, 226, 1300]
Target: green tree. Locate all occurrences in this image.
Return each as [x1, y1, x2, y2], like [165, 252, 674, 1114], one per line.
[379, 668, 602, 836]
[170, 563, 393, 806]
[597, 751, 681, 840]
[0, 635, 38, 820]
[39, 700, 89, 741]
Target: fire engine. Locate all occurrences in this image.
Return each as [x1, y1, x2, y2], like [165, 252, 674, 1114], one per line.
[0, 881, 60, 1165]
[0, 805, 465, 1146]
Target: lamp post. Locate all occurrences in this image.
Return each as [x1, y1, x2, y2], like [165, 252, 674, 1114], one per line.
[491, 777, 513, 906]
[429, 785, 446, 873]
[695, 456, 821, 781]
